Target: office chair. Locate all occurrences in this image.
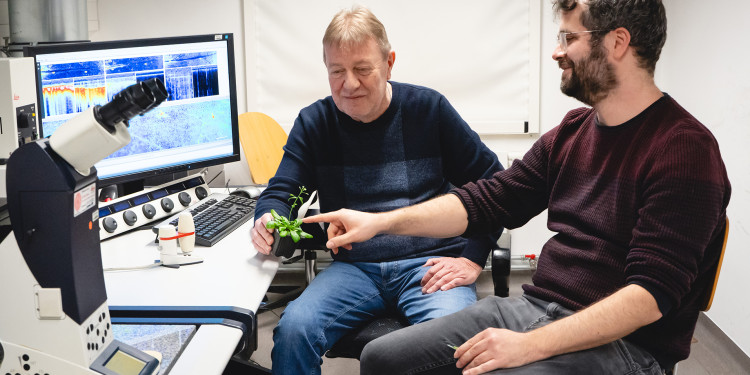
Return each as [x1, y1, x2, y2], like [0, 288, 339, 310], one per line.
[238, 112, 288, 185]
[666, 217, 730, 375]
[324, 247, 511, 360]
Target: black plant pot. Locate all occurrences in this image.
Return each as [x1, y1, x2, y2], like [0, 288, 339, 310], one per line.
[271, 230, 296, 258]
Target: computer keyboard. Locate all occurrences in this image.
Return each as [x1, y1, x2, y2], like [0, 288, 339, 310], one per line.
[155, 193, 256, 247]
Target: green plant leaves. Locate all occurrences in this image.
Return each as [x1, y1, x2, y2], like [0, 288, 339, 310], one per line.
[270, 209, 283, 221]
[266, 186, 313, 244]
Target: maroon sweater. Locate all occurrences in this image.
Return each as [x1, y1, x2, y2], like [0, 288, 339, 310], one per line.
[453, 95, 731, 367]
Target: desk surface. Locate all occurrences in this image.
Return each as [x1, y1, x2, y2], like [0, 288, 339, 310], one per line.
[101, 219, 279, 312]
[101, 217, 278, 374]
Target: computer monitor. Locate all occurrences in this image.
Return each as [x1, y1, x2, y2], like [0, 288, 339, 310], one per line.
[24, 33, 240, 195]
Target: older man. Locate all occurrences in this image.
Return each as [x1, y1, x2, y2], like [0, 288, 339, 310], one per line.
[307, 1, 731, 374]
[250, 6, 503, 374]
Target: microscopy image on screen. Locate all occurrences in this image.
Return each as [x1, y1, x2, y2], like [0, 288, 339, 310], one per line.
[164, 52, 219, 101]
[28, 35, 239, 182]
[108, 99, 233, 158]
[39, 60, 107, 117]
[38, 51, 221, 122]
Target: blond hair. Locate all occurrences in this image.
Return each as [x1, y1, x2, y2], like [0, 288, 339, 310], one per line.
[323, 5, 391, 62]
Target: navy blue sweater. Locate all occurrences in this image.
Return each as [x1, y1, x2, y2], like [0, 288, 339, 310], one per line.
[255, 81, 503, 264]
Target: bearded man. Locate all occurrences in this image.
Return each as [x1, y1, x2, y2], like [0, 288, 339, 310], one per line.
[306, 1, 731, 374]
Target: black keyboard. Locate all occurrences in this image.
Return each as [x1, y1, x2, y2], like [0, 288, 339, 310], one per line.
[155, 193, 256, 247]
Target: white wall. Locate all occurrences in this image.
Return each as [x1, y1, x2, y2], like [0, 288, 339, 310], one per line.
[3, 0, 747, 357]
[660, 0, 750, 357]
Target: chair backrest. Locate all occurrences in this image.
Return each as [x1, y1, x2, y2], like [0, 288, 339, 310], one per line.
[700, 217, 730, 312]
[238, 112, 288, 184]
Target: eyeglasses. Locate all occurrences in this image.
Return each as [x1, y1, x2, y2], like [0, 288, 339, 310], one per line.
[556, 30, 608, 52]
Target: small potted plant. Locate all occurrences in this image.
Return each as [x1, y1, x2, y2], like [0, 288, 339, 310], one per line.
[266, 186, 314, 257]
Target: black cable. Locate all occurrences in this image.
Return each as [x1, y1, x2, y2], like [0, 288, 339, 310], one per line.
[207, 168, 225, 186]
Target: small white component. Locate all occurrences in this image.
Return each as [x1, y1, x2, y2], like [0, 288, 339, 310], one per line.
[159, 223, 202, 266]
[177, 211, 195, 254]
[34, 286, 65, 320]
[158, 225, 178, 255]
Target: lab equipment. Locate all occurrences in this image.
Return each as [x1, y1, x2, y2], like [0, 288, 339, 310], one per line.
[155, 193, 256, 247]
[97, 174, 211, 241]
[158, 225, 179, 254]
[0, 78, 167, 374]
[0, 57, 39, 162]
[155, 212, 203, 267]
[177, 211, 196, 254]
[23, 33, 241, 198]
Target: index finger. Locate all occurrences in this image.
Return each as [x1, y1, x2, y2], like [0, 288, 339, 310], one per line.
[302, 211, 338, 224]
[422, 258, 439, 267]
[420, 260, 444, 286]
[455, 330, 485, 359]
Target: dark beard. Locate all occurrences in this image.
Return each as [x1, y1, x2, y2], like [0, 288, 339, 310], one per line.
[559, 43, 618, 106]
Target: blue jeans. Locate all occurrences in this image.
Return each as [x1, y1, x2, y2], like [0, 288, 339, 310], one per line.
[271, 256, 478, 375]
[360, 295, 663, 375]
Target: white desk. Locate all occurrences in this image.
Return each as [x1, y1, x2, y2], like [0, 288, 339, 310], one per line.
[100, 218, 279, 374]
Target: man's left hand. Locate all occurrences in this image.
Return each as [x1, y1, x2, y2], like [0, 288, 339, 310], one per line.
[420, 257, 482, 293]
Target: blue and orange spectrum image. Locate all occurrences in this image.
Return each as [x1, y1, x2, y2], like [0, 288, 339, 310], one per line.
[38, 52, 231, 159]
[39, 53, 219, 118]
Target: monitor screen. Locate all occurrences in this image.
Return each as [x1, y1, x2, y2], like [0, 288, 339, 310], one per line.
[24, 33, 240, 188]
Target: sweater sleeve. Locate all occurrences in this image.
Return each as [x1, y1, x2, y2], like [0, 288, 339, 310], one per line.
[437, 96, 505, 267]
[452, 129, 554, 238]
[625, 123, 729, 308]
[254, 109, 320, 221]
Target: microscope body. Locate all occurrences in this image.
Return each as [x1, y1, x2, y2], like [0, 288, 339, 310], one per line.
[6, 137, 106, 326]
[0, 79, 166, 375]
[0, 138, 156, 374]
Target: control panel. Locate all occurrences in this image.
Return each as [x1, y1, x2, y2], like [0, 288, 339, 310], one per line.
[98, 174, 210, 241]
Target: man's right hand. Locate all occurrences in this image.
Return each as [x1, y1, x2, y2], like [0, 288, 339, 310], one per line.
[251, 212, 275, 255]
[302, 209, 383, 254]
[303, 195, 468, 253]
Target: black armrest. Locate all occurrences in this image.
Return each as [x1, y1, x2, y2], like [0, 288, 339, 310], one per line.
[491, 247, 510, 297]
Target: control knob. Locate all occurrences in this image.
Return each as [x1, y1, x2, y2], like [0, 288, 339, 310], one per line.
[102, 217, 117, 233]
[161, 198, 174, 212]
[123, 210, 137, 226]
[178, 192, 192, 207]
[142, 203, 156, 219]
[195, 186, 208, 200]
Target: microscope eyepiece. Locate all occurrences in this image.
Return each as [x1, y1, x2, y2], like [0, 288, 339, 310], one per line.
[142, 78, 169, 111]
[94, 78, 168, 131]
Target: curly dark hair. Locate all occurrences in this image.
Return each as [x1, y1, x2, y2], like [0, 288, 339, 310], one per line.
[552, 0, 667, 75]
